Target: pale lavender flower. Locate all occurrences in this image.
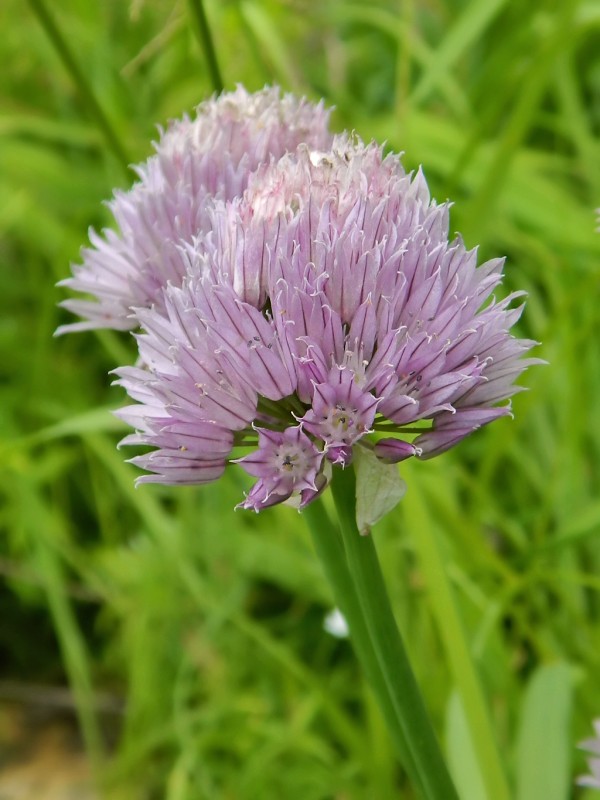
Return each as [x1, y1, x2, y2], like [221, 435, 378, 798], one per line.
[57, 86, 332, 333]
[577, 720, 600, 789]
[112, 130, 540, 510]
[233, 426, 326, 511]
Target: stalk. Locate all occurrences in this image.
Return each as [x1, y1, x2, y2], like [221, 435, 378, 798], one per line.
[302, 499, 418, 778]
[305, 466, 459, 800]
[27, 0, 130, 177]
[188, 0, 224, 93]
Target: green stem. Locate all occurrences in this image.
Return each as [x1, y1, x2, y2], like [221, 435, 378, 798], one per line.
[188, 0, 224, 93]
[27, 0, 130, 177]
[407, 486, 512, 800]
[329, 466, 459, 800]
[302, 499, 417, 776]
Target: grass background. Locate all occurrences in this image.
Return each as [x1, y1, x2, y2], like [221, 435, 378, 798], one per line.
[1, 0, 599, 797]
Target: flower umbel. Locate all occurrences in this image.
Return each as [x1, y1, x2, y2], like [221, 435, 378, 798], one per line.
[57, 86, 332, 333]
[578, 720, 600, 789]
[59, 89, 540, 511]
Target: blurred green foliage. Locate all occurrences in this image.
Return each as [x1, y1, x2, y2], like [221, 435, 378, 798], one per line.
[1, 0, 599, 797]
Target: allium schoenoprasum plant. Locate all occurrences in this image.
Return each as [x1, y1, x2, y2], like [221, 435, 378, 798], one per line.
[56, 86, 542, 800]
[2, 1, 596, 798]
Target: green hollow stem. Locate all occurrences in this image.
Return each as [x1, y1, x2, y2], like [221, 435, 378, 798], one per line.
[188, 0, 224, 93]
[27, 0, 130, 177]
[305, 467, 459, 800]
[302, 499, 419, 781]
[330, 467, 459, 799]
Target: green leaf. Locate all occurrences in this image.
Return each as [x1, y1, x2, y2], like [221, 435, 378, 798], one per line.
[516, 663, 574, 800]
[354, 446, 406, 535]
[446, 691, 488, 800]
[4, 407, 126, 454]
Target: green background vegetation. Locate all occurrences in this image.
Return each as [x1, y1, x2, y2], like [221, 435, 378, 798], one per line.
[1, 0, 599, 797]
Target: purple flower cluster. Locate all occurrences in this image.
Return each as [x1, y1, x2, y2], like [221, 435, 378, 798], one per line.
[57, 86, 332, 332]
[59, 87, 539, 511]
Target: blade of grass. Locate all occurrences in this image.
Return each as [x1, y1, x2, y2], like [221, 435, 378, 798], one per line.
[515, 663, 573, 800]
[188, 0, 224, 92]
[460, 2, 577, 243]
[405, 480, 512, 800]
[238, 1, 301, 90]
[16, 477, 105, 771]
[26, 0, 130, 177]
[446, 691, 488, 800]
[332, 4, 470, 118]
[553, 51, 600, 199]
[409, 0, 508, 106]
